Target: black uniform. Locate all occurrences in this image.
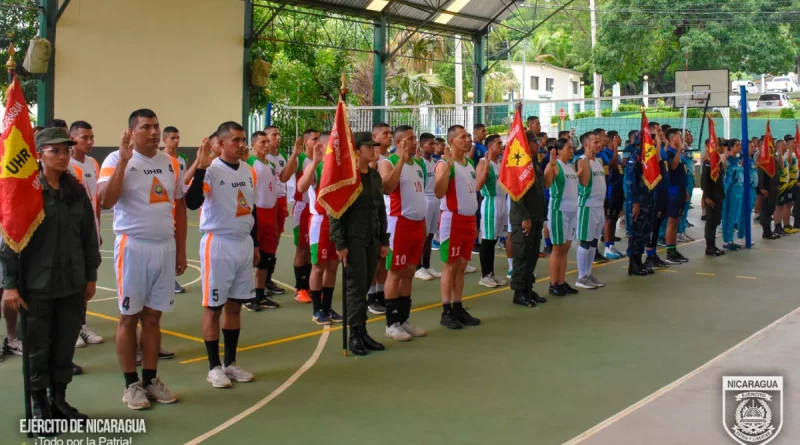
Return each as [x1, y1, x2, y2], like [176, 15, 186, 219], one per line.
[0, 170, 100, 420]
[701, 160, 725, 252]
[509, 162, 546, 305]
[758, 159, 781, 237]
[330, 168, 389, 355]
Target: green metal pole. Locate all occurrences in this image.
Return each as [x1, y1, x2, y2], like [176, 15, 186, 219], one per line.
[472, 31, 487, 124]
[37, 0, 57, 126]
[242, 0, 253, 133]
[372, 16, 386, 125]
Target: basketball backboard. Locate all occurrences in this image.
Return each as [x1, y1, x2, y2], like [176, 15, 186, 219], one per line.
[674, 69, 730, 108]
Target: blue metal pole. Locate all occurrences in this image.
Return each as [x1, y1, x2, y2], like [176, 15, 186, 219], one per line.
[266, 102, 272, 127]
[740, 85, 752, 248]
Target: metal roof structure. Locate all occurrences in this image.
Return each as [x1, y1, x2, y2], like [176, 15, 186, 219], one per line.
[271, 0, 525, 36]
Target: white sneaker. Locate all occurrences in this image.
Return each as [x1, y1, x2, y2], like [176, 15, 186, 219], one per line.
[683, 233, 696, 241]
[401, 321, 426, 337]
[414, 268, 433, 281]
[464, 264, 477, 273]
[426, 267, 442, 278]
[145, 378, 178, 403]
[478, 275, 498, 288]
[122, 381, 151, 410]
[207, 366, 232, 388]
[490, 273, 508, 286]
[80, 325, 104, 344]
[75, 335, 86, 348]
[223, 362, 254, 383]
[588, 274, 606, 287]
[676, 233, 691, 243]
[385, 322, 412, 341]
[575, 276, 597, 289]
[735, 238, 746, 246]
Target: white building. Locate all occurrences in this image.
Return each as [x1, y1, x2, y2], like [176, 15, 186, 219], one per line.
[508, 61, 584, 128]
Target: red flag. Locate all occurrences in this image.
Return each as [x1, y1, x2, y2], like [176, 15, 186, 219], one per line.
[499, 104, 535, 201]
[0, 74, 44, 252]
[707, 117, 721, 182]
[316, 98, 362, 218]
[757, 121, 776, 178]
[795, 122, 800, 159]
[640, 112, 662, 190]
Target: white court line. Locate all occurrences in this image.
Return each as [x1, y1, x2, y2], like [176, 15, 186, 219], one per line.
[184, 325, 330, 445]
[563, 304, 800, 445]
[89, 296, 117, 303]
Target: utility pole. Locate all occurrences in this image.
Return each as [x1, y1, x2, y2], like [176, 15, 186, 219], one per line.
[590, 0, 601, 117]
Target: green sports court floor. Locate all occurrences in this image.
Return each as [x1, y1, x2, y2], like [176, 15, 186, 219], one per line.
[2, 193, 799, 445]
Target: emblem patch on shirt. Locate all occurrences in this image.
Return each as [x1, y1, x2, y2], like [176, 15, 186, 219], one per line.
[149, 177, 170, 204]
[236, 189, 251, 217]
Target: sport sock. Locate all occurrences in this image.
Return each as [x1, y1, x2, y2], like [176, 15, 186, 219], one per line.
[205, 340, 222, 370]
[322, 287, 334, 312]
[142, 369, 157, 385]
[222, 329, 240, 367]
[310, 290, 322, 313]
[124, 372, 139, 388]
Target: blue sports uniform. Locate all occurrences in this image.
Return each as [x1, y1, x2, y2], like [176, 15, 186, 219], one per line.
[679, 152, 695, 234]
[739, 159, 758, 240]
[666, 146, 686, 219]
[722, 156, 744, 244]
[625, 151, 654, 259]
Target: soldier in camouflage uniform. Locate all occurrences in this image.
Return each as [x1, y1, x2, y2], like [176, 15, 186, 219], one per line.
[624, 143, 655, 276]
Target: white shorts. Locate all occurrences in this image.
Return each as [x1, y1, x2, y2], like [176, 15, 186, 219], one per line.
[114, 235, 176, 315]
[425, 196, 441, 235]
[480, 196, 508, 240]
[200, 234, 255, 308]
[577, 206, 604, 242]
[546, 209, 577, 245]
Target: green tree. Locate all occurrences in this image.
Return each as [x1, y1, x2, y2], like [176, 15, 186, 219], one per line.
[594, 0, 796, 92]
[0, 0, 40, 107]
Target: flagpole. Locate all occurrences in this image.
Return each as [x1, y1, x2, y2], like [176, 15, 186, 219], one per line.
[7, 43, 34, 438]
[338, 73, 348, 357]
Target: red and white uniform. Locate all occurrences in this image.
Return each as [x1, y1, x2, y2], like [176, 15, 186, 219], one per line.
[438, 158, 478, 263]
[381, 155, 427, 270]
[198, 158, 258, 308]
[267, 151, 290, 233]
[98, 150, 182, 315]
[250, 156, 279, 255]
[307, 162, 335, 265]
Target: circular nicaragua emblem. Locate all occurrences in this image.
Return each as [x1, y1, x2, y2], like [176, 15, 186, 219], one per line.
[153, 184, 165, 195]
[735, 399, 772, 438]
[239, 197, 248, 208]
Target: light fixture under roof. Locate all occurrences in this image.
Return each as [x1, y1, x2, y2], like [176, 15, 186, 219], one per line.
[433, 0, 472, 25]
[366, 0, 390, 11]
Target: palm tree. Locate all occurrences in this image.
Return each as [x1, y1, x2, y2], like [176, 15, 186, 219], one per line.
[388, 70, 454, 105]
[511, 33, 556, 63]
[484, 69, 520, 103]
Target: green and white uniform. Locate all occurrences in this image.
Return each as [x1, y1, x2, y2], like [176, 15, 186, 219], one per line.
[577, 157, 606, 241]
[479, 159, 508, 240]
[546, 159, 579, 245]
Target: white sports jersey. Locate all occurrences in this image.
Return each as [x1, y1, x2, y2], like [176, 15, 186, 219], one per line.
[267, 151, 289, 197]
[421, 156, 437, 197]
[69, 155, 100, 212]
[293, 153, 311, 203]
[480, 160, 507, 199]
[578, 157, 606, 208]
[98, 150, 183, 242]
[382, 155, 426, 221]
[248, 156, 278, 209]
[549, 159, 579, 212]
[198, 158, 258, 240]
[439, 158, 478, 216]
[306, 162, 326, 217]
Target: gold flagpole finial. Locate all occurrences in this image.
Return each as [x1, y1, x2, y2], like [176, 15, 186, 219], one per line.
[340, 73, 347, 98]
[6, 43, 16, 72]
